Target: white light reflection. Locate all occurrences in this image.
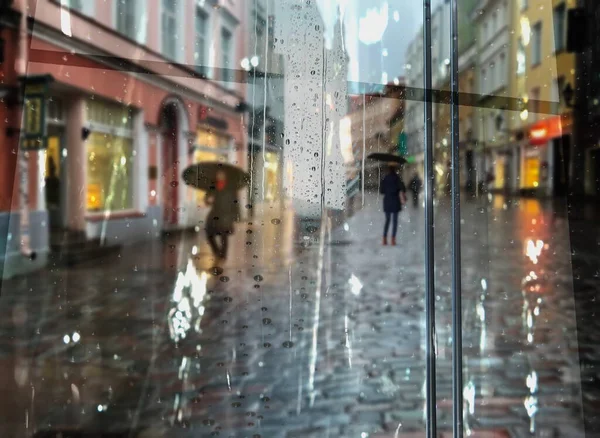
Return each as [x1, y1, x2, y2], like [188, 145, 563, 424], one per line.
[525, 239, 544, 264]
[349, 274, 363, 296]
[60, 2, 73, 37]
[524, 371, 539, 434]
[358, 2, 389, 45]
[464, 380, 476, 415]
[345, 314, 352, 368]
[168, 259, 208, 343]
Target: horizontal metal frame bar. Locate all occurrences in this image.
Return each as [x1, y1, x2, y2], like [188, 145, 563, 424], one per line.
[25, 48, 563, 116]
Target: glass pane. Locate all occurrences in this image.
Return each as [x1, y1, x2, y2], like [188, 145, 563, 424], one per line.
[456, 0, 588, 436]
[0, 0, 597, 437]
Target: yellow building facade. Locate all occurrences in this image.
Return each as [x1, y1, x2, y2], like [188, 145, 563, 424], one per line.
[509, 0, 576, 195]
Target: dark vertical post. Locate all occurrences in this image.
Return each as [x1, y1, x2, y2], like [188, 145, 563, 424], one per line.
[423, 1, 437, 437]
[450, 0, 464, 436]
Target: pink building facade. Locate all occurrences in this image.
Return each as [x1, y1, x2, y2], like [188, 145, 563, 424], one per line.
[1, 0, 249, 278]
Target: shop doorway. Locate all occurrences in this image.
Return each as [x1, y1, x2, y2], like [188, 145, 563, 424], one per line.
[45, 126, 65, 230]
[160, 103, 180, 227]
[553, 135, 571, 197]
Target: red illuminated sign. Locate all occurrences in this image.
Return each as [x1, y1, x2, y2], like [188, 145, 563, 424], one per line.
[528, 113, 572, 145]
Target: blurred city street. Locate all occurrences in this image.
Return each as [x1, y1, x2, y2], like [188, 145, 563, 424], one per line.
[0, 193, 595, 438]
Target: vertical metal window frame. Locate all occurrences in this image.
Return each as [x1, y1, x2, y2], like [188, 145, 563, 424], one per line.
[422, 0, 463, 436]
[422, 1, 437, 436]
[450, 0, 464, 436]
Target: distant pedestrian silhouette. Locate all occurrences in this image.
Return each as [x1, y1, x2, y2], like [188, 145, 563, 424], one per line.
[409, 173, 422, 208]
[380, 165, 407, 246]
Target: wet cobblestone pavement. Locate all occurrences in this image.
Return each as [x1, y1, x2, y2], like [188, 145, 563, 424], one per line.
[0, 194, 596, 437]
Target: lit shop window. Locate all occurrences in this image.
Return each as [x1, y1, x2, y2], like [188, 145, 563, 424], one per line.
[86, 133, 134, 212]
[193, 129, 230, 207]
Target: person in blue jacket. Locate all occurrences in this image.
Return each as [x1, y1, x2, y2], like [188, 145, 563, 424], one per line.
[379, 164, 407, 246]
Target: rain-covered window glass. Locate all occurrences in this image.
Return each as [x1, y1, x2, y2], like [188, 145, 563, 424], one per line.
[553, 3, 567, 52]
[2, 0, 599, 437]
[194, 8, 208, 76]
[116, 0, 136, 40]
[532, 21, 543, 65]
[162, 0, 178, 60]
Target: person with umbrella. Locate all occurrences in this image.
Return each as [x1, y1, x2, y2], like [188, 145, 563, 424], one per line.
[183, 163, 247, 262]
[367, 152, 407, 246]
[380, 164, 407, 246]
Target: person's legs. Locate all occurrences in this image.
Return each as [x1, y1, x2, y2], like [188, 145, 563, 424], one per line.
[220, 233, 229, 259]
[383, 212, 391, 244]
[391, 212, 399, 245]
[206, 231, 220, 258]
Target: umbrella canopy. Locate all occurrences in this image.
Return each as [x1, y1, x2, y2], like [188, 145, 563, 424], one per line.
[182, 162, 249, 191]
[367, 152, 407, 165]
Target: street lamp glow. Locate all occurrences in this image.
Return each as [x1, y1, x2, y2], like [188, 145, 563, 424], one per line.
[240, 58, 250, 71]
[250, 56, 259, 67]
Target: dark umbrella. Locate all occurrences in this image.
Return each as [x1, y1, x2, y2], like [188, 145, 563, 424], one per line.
[367, 152, 407, 165]
[182, 162, 249, 191]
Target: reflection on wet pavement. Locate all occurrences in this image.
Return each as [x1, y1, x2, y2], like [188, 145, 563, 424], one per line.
[0, 195, 590, 437]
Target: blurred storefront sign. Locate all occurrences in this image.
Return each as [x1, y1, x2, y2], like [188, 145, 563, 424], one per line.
[528, 114, 572, 146]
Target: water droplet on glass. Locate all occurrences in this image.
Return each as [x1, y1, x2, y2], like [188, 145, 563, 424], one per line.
[254, 275, 264, 282]
[170, 181, 178, 187]
[282, 341, 294, 348]
[262, 318, 272, 325]
[271, 218, 281, 225]
[220, 276, 229, 283]
[224, 297, 233, 303]
[211, 267, 224, 276]
[263, 342, 272, 348]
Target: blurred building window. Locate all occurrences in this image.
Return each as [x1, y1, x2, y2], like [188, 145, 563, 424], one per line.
[532, 21, 542, 66]
[162, 0, 178, 60]
[195, 8, 209, 76]
[553, 3, 566, 52]
[63, 0, 83, 11]
[531, 87, 540, 121]
[490, 62, 496, 91]
[481, 68, 487, 94]
[116, 0, 136, 40]
[499, 53, 506, 84]
[221, 28, 234, 85]
[521, 0, 528, 11]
